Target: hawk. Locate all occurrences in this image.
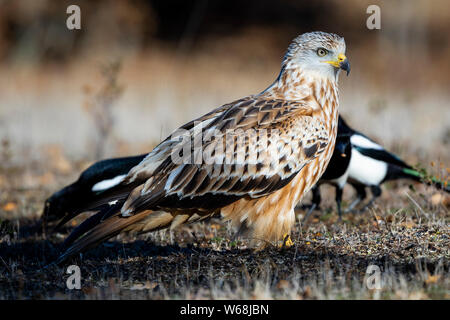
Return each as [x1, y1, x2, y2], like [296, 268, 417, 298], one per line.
[55, 31, 350, 261]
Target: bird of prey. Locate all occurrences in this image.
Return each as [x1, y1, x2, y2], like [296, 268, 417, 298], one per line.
[303, 116, 449, 219]
[53, 31, 350, 261]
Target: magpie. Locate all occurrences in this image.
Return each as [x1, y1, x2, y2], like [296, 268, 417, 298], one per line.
[303, 116, 449, 220]
[43, 154, 146, 225]
[302, 117, 352, 220]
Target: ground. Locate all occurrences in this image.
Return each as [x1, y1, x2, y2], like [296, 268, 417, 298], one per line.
[0, 159, 449, 300]
[0, 0, 449, 301]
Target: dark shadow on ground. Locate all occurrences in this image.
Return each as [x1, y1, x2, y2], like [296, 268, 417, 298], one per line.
[0, 218, 446, 299]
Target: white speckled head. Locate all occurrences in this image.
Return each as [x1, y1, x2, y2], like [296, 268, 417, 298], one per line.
[283, 31, 348, 81]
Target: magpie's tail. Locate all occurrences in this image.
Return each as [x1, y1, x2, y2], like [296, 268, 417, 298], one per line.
[386, 164, 449, 192]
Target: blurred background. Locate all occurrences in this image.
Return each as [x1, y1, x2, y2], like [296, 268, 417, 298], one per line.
[0, 0, 449, 193]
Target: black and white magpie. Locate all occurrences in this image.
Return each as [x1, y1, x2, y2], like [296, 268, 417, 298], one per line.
[43, 154, 146, 225]
[303, 116, 449, 220]
[303, 117, 352, 220]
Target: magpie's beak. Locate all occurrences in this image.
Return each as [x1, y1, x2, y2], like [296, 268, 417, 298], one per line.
[335, 139, 349, 157]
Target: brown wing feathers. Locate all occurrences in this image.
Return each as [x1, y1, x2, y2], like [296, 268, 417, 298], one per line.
[57, 210, 155, 263]
[56, 97, 326, 261]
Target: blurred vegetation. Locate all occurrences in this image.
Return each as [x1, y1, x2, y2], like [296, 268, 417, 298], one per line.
[82, 60, 124, 159]
[0, 0, 448, 163]
[0, 0, 449, 86]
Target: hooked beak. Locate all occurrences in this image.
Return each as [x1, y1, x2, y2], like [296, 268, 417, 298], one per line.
[339, 55, 351, 76]
[324, 53, 350, 76]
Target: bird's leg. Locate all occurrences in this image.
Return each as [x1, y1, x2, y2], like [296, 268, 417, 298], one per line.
[335, 186, 343, 220]
[301, 185, 321, 210]
[301, 203, 316, 224]
[345, 183, 367, 213]
[345, 198, 361, 213]
[357, 186, 382, 213]
[301, 185, 321, 223]
[311, 185, 322, 209]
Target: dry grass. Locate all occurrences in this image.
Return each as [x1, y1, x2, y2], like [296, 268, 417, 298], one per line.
[0, 0, 449, 301]
[0, 157, 448, 300]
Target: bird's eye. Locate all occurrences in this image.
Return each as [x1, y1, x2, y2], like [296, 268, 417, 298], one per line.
[316, 48, 328, 57]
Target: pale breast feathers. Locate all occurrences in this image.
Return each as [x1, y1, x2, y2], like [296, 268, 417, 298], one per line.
[120, 97, 329, 215]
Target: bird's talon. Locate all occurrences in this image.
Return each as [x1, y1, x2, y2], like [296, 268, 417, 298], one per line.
[280, 234, 294, 248]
